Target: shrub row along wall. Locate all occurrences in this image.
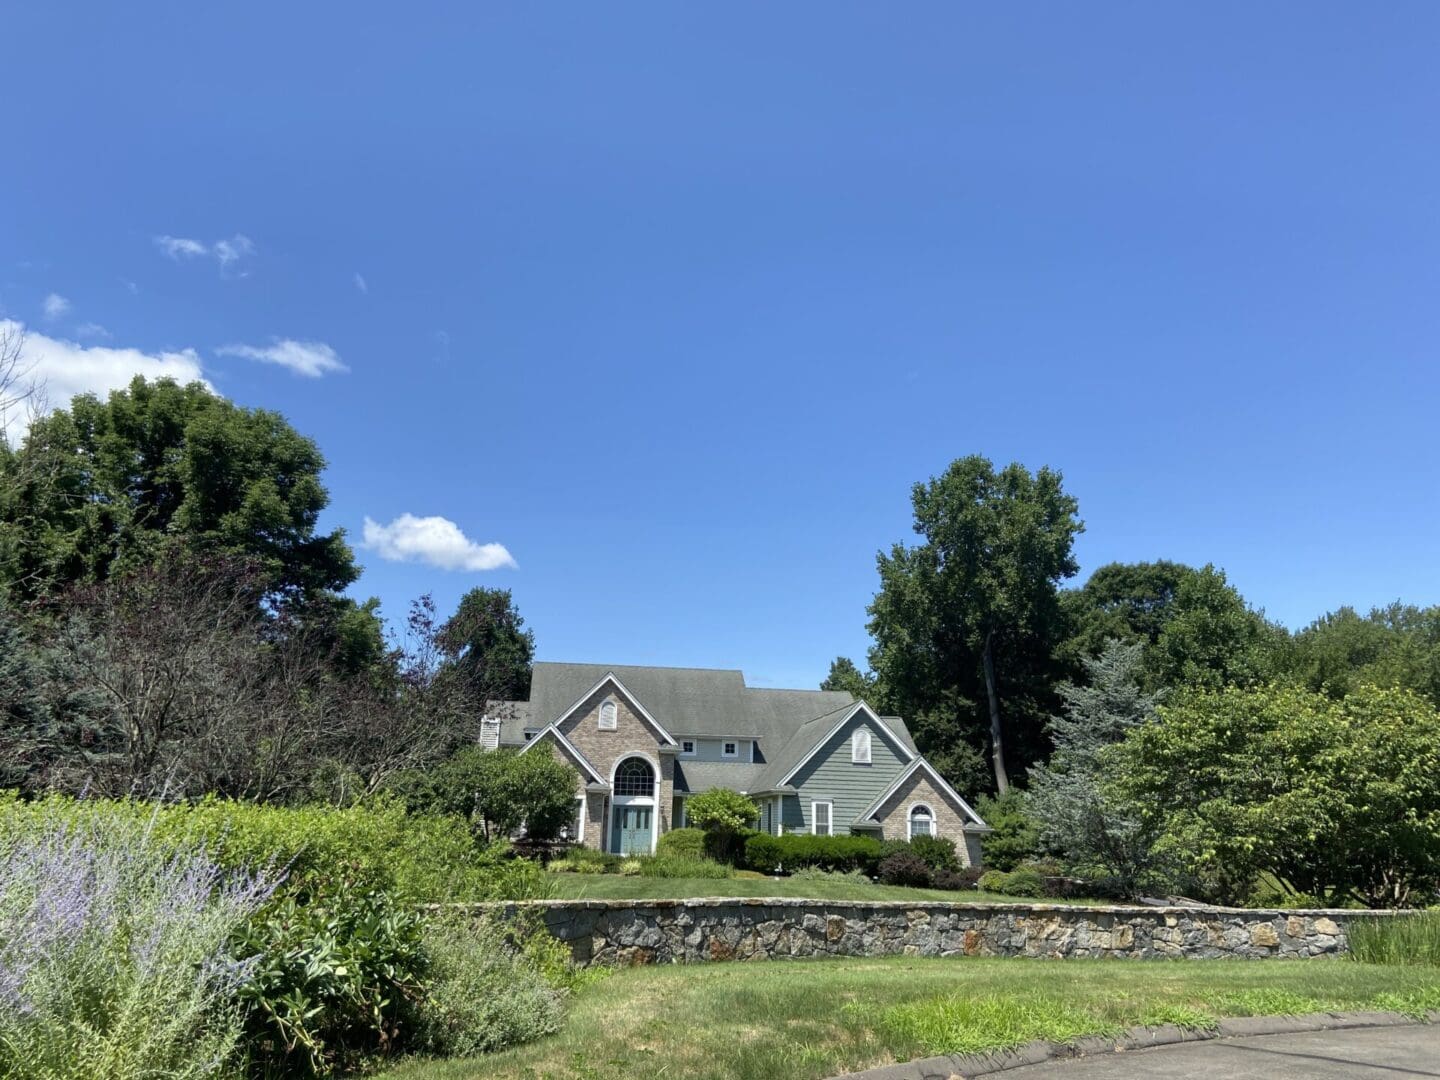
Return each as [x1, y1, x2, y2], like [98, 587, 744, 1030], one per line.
[476, 899, 1401, 966]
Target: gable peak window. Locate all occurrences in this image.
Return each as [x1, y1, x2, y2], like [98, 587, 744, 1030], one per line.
[908, 804, 934, 840]
[851, 728, 872, 765]
[598, 699, 618, 730]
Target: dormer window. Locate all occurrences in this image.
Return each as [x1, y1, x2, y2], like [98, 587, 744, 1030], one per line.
[721, 740, 738, 758]
[851, 728, 872, 765]
[680, 740, 696, 756]
[598, 700, 618, 730]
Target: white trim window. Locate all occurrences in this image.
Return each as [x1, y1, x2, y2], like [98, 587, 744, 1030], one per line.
[811, 800, 833, 837]
[851, 728, 872, 765]
[721, 740, 739, 758]
[598, 700, 618, 731]
[569, 797, 586, 842]
[908, 803, 935, 840]
[680, 739, 696, 756]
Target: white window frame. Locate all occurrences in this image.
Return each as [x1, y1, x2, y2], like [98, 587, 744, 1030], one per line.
[570, 797, 586, 842]
[598, 699, 618, 731]
[811, 800, 833, 837]
[851, 728, 872, 765]
[907, 802, 935, 841]
[680, 739, 696, 757]
[721, 740, 739, 758]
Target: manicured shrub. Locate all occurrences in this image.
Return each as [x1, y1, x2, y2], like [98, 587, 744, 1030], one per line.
[977, 869, 1009, 893]
[910, 835, 961, 872]
[685, 789, 760, 833]
[418, 915, 566, 1057]
[932, 866, 984, 891]
[637, 854, 732, 879]
[233, 880, 429, 1077]
[790, 866, 869, 883]
[704, 826, 760, 867]
[745, 833, 885, 874]
[998, 869, 1046, 897]
[656, 827, 707, 858]
[0, 811, 276, 1080]
[878, 851, 933, 888]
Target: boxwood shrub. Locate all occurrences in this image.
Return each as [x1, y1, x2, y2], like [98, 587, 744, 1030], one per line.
[744, 833, 883, 874]
[655, 827, 707, 858]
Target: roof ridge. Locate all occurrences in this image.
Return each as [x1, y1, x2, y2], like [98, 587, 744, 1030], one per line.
[533, 660, 745, 675]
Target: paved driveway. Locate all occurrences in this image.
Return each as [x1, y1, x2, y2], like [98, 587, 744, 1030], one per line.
[998, 1025, 1440, 1079]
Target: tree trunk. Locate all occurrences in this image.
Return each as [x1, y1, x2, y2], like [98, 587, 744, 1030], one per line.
[982, 630, 1010, 794]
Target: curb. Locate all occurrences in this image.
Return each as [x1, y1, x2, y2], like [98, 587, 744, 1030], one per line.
[828, 1009, 1440, 1080]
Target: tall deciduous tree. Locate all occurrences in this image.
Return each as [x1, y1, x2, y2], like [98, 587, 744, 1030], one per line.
[1059, 560, 1197, 661]
[868, 456, 1083, 793]
[1288, 603, 1440, 708]
[437, 587, 535, 703]
[1, 376, 357, 605]
[819, 656, 878, 702]
[1149, 565, 1283, 690]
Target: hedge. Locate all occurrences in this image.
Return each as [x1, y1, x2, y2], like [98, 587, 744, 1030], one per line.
[744, 833, 883, 874]
[0, 792, 541, 902]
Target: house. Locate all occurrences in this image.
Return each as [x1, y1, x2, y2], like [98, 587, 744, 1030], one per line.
[482, 662, 991, 866]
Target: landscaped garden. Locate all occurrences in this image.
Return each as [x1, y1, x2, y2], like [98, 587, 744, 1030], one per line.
[374, 949, 1440, 1080]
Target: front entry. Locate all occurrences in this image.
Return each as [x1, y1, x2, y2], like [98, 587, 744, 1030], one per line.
[610, 804, 653, 854]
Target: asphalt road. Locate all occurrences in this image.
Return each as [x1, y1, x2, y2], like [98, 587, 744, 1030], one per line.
[997, 1025, 1440, 1079]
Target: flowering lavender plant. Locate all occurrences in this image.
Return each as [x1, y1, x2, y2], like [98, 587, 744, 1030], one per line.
[0, 810, 278, 1079]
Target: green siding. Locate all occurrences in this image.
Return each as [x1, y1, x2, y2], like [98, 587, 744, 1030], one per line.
[787, 714, 912, 834]
[676, 736, 755, 763]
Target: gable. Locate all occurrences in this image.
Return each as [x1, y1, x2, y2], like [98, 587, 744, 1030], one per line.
[551, 673, 677, 747]
[787, 707, 911, 788]
[518, 726, 606, 785]
[860, 759, 989, 830]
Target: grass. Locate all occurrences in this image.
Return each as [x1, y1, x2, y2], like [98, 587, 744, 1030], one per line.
[371, 955, 1440, 1080]
[542, 873, 1098, 903]
[1349, 911, 1440, 967]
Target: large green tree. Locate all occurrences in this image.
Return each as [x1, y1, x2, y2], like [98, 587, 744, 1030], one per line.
[868, 456, 1083, 793]
[436, 587, 535, 704]
[1148, 565, 1283, 690]
[1059, 560, 1196, 661]
[819, 656, 878, 702]
[1112, 683, 1440, 907]
[1287, 603, 1440, 707]
[0, 376, 357, 604]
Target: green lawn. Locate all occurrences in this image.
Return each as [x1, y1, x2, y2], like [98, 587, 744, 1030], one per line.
[542, 873, 1095, 903]
[373, 956, 1440, 1080]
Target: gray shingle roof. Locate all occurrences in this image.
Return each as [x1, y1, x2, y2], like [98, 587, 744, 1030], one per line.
[495, 662, 920, 797]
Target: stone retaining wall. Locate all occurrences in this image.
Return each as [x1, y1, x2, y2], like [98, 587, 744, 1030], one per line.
[473, 898, 1400, 966]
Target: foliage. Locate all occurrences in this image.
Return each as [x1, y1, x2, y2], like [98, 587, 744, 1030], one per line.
[1347, 912, 1440, 967]
[908, 834, 961, 872]
[1288, 603, 1440, 708]
[390, 746, 578, 844]
[820, 656, 879, 702]
[435, 587, 535, 704]
[1, 375, 356, 605]
[232, 881, 429, 1076]
[703, 826, 759, 867]
[744, 833, 883, 874]
[1149, 565, 1282, 691]
[417, 915, 566, 1058]
[1026, 641, 1166, 896]
[655, 826, 707, 858]
[0, 811, 275, 1080]
[932, 866, 985, 891]
[976, 868, 1046, 897]
[684, 788, 760, 834]
[974, 790, 1039, 871]
[878, 850, 932, 887]
[1111, 683, 1440, 906]
[1059, 560, 1198, 662]
[867, 455, 1083, 793]
[790, 866, 870, 883]
[0, 792, 543, 903]
[637, 854, 732, 879]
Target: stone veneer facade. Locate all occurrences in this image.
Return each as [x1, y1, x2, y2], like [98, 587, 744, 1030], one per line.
[869, 771, 985, 867]
[549, 683, 675, 850]
[478, 898, 1394, 966]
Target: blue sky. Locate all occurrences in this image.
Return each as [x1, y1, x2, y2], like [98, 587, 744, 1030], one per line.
[4, 3, 1438, 689]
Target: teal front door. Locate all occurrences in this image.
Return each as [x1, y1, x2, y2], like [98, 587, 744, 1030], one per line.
[610, 804, 653, 854]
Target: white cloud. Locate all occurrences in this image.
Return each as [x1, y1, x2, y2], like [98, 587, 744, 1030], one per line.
[213, 234, 255, 271]
[216, 338, 348, 378]
[74, 322, 112, 339]
[353, 272, 368, 294]
[0, 319, 208, 439]
[362, 514, 517, 572]
[42, 293, 70, 320]
[154, 235, 209, 259]
[154, 233, 255, 274]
